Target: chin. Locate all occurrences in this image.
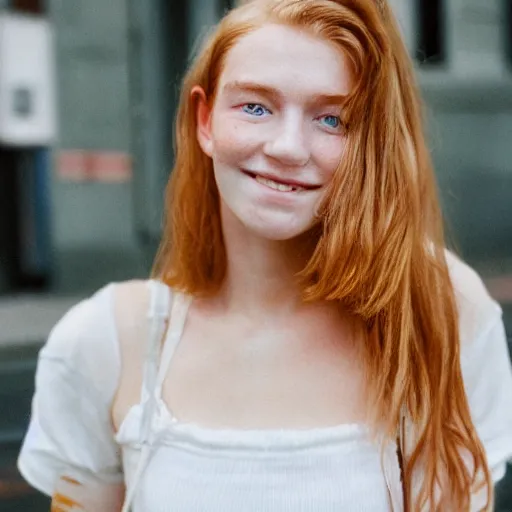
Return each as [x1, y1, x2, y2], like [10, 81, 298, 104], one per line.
[241, 218, 317, 242]
[220, 198, 319, 241]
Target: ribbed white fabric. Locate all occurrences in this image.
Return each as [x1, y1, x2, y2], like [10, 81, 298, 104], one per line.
[117, 281, 403, 511]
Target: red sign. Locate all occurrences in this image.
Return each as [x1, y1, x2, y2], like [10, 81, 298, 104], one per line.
[57, 150, 132, 183]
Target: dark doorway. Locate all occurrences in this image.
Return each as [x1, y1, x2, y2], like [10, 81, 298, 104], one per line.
[0, 148, 22, 292]
[416, 0, 445, 66]
[0, 148, 51, 293]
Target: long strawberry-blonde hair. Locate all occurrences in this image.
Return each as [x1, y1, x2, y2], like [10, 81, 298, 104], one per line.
[153, 0, 492, 509]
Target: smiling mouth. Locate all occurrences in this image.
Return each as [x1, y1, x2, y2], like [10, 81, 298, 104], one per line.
[242, 171, 320, 193]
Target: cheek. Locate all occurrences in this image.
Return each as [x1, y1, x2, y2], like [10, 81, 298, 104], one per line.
[312, 136, 346, 179]
[211, 114, 258, 165]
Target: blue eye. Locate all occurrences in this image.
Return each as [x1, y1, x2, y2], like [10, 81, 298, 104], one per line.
[242, 103, 270, 117]
[321, 115, 342, 129]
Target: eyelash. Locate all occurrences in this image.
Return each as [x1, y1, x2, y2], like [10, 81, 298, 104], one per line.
[241, 103, 344, 132]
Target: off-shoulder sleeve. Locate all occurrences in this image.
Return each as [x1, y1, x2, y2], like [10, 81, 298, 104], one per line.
[461, 304, 512, 483]
[446, 252, 512, 483]
[17, 284, 123, 496]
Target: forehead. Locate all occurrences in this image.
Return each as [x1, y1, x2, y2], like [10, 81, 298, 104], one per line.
[217, 24, 353, 100]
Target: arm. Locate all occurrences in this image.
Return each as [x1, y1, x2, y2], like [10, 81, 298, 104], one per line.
[17, 286, 124, 510]
[51, 476, 125, 511]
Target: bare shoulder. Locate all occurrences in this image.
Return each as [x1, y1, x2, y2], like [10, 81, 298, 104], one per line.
[110, 279, 154, 430]
[445, 250, 502, 344]
[110, 279, 155, 358]
[111, 279, 151, 325]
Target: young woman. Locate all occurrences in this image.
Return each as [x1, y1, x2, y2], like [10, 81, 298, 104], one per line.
[18, 0, 512, 510]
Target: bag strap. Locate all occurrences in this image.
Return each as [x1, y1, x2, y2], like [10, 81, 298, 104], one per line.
[382, 409, 407, 511]
[397, 412, 408, 511]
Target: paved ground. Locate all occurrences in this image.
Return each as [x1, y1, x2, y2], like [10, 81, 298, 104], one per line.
[0, 273, 511, 511]
[0, 295, 81, 347]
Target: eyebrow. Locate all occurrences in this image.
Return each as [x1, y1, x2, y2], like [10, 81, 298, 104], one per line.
[222, 80, 349, 105]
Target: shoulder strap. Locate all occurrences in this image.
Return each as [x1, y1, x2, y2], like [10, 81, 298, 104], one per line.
[140, 280, 171, 431]
[121, 280, 171, 512]
[154, 291, 192, 399]
[397, 412, 408, 511]
[382, 409, 407, 512]
[140, 280, 171, 401]
[148, 279, 171, 320]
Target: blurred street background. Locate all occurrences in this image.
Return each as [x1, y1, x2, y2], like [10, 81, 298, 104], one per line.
[0, 0, 511, 510]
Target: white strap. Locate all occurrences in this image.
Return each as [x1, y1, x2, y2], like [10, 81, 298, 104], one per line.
[140, 281, 170, 402]
[148, 279, 171, 319]
[121, 281, 171, 512]
[154, 292, 192, 398]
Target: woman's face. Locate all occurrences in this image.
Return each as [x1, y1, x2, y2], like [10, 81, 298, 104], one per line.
[196, 23, 353, 241]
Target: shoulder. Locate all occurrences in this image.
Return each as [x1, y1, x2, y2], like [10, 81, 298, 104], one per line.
[40, 279, 156, 395]
[110, 278, 172, 354]
[444, 250, 502, 346]
[17, 281, 153, 495]
[111, 279, 152, 323]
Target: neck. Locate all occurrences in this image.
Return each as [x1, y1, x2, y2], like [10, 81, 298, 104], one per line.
[216, 207, 317, 318]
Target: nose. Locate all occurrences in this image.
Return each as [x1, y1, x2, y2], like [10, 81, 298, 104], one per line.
[263, 113, 310, 167]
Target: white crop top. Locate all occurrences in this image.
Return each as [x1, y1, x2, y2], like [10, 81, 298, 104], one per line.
[17, 252, 512, 510]
[116, 285, 402, 511]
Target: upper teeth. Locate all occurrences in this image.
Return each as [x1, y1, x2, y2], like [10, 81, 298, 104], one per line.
[255, 175, 301, 192]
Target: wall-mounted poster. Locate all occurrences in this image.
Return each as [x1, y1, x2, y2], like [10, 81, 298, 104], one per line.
[0, 14, 57, 146]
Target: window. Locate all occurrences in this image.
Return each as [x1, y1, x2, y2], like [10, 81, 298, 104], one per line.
[416, 0, 445, 66]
